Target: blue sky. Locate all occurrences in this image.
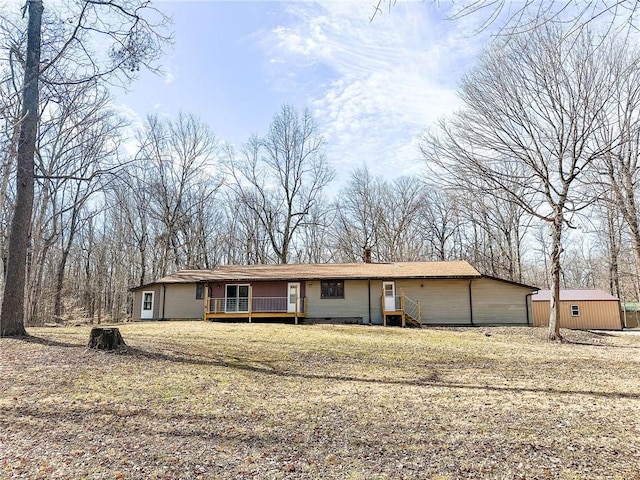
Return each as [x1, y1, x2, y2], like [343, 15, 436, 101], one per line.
[112, 1, 493, 188]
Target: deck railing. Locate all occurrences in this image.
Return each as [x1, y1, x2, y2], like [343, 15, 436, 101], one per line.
[208, 297, 304, 314]
[382, 293, 422, 327]
[403, 295, 421, 323]
[394, 295, 402, 311]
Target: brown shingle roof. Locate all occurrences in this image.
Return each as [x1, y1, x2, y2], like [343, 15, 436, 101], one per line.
[148, 261, 481, 286]
[532, 289, 619, 302]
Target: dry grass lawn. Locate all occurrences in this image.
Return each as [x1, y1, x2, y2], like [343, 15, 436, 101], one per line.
[1, 322, 639, 479]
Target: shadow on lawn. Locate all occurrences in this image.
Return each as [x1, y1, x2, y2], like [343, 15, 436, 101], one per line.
[563, 340, 640, 349]
[21, 335, 85, 348]
[123, 346, 640, 401]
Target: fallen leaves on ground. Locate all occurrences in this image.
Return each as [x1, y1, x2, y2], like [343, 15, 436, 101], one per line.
[0, 322, 639, 479]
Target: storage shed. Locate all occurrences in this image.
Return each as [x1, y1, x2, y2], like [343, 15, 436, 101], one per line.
[532, 289, 623, 330]
[621, 302, 640, 329]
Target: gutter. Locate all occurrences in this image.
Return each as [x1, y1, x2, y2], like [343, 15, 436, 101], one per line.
[161, 284, 167, 321]
[368, 279, 372, 324]
[468, 279, 474, 326]
[525, 293, 532, 325]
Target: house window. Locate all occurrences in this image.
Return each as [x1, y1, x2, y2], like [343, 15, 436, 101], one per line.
[321, 281, 344, 299]
[196, 284, 204, 300]
[226, 284, 250, 312]
[570, 304, 580, 317]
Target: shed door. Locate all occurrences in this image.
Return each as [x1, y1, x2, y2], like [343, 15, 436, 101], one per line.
[382, 282, 396, 311]
[141, 291, 154, 319]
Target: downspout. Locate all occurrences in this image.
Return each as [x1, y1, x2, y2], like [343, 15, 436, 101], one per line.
[468, 279, 474, 326]
[368, 279, 372, 324]
[525, 293, 532, 325]
[161, 284, 167, 321]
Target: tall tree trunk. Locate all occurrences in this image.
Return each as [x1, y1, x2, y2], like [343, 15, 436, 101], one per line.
[606, 204, 621, 298]
[0, 0, 43, 337]
[548, 216, 563, 341]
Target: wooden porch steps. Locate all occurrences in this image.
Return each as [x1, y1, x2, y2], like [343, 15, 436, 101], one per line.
[405, 313, 422, 328]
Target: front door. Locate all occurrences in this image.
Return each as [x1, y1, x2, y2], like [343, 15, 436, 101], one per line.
[382, 281, 396, 311]
[141, 291, 154, 319]
[287, 282, 301, 313]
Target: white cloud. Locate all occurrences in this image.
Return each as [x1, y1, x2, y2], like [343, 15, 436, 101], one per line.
[163, 68, 177, 85]
[107, 102, 145, 157]
[260, 1, 491, 190]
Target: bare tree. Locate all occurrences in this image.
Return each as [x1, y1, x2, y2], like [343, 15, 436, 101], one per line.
[335, 169, 457, 263]
[0, 0, 168, 336]
[227, 105, 334, 264]
[451, 184, 530, 282]
[1, 0, 42, 336]
[293, 198, 336, 264]
[134, 112, 219, 277]
[372, 1, 640, 35]
[597, 43, 640, 288]
[375, 177, 427, 261]
[0, 35, 23, 295]
[45, 88, 122, 322]
[419, 187, 462, 262]
[450, 1, 640, 35]
[421, 25, 618, 340]
[333, 166, 384, 262]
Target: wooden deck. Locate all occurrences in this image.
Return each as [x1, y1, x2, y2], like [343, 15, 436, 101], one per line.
[205, 296, 306, 323]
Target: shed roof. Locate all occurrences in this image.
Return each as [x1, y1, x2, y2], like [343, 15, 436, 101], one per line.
[132, 261, 483, 290]
[532, 289, 619, 302]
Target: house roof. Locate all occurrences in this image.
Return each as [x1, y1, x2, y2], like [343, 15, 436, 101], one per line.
[131, 261, 484, 290]
[532, 289, 619, 302]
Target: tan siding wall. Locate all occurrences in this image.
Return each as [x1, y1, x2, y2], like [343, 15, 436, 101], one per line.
[132, 291, 140, 320]
[533, 300, 622, 330]
[132, 290, 142, 320]
[135, 277, 534, 325]
[163, 284, 204, 319]
[133, 284, 203, 320]
[306, 280, 371, 322]
[532, 302, 546, 327]
[307, 279, 480, 325]
[396, 279, 472, 325]
[471, 278, 531, 325]
[132, 285, 162, 320]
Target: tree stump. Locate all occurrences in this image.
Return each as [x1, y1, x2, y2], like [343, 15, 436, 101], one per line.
[88, 327, 126, 350]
